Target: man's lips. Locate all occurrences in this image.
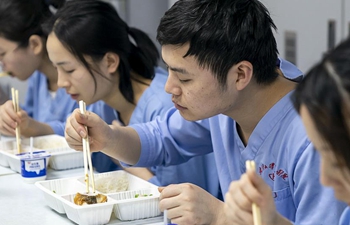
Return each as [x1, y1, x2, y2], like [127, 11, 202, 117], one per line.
[173, 101, 187, 110]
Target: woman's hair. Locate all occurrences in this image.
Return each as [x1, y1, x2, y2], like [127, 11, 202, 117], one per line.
[0, 0, 65, 47]
[293, 38, 350, 171]
[43, 0, 159, 104]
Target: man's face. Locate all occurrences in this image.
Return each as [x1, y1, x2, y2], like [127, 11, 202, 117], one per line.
[162, 43, 238, 121]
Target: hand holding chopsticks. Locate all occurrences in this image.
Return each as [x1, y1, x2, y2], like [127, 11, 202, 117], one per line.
[246, 160, 262, 225]
[79, 100, 95, 194]
[11, 87, 21, 154]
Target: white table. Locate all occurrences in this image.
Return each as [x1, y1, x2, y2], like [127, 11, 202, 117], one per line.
[0, 167, 164, 225]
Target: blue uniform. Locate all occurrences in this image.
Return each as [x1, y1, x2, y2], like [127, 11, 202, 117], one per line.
[20, 71, 78, 136]
[128, 65, 346, 224]
[340, 207, 350, 225]
[91, 67, 221, 198]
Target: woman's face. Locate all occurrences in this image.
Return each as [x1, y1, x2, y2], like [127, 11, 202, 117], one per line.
[300, 104, 350, 205]
[0, 37, 41, 80]
[46, 33, 114, 105]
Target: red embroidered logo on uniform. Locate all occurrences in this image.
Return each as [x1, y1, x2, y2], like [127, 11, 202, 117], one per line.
[259, 162, 288, 181]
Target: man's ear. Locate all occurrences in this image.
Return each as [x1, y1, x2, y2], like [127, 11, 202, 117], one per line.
[234, 60, 253, 91]
[104, 52, 120, 74]
[28, 35, 44, 55]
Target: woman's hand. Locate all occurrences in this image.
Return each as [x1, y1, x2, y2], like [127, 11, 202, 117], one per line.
[0, 100, 20, 136]
[224, 170, 292, 225]
[65, 108, 114, 152]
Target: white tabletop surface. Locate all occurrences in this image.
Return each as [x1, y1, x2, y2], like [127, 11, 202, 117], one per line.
[0, 167, 164, 225]
[0, 135, 165, 225]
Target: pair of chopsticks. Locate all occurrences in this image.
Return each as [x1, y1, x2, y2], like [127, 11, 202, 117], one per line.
[246, 160, 262, 225]
[11, 87, 21, 154]
[0, 72, 8, 77]
[79, 100, 95, 194]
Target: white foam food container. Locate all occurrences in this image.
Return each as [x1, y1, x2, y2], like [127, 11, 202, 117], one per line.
[110, 188, 161, 221]
[0, 135, 84, 171]
[78, 171, 161, 221]
[36, 171, 162, 224]
[22, 134, 84, 170]
[35, 177, 87, 214]
[0, 151, 9, 167]
[77, 170, 158, 194]
[61, 193, 116, 225]
[0, 139, 16, 167]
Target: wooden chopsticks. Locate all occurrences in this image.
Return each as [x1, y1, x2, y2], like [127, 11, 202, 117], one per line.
[0, 72, 8, 77]
[11, 87, 21, 154]
[79, 100, 95, 194]
[246, 160, 262, 225]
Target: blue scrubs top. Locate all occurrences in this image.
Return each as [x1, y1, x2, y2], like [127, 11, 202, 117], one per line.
[340, 207, 350, 225]
[128, 64, 347, 224]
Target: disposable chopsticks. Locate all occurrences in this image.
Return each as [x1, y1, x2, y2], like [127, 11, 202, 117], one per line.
[11, 87, 21, 154]
[246, 160, 262, 225]
[0, 72, 8, 77]
[79, 100, 95, 194]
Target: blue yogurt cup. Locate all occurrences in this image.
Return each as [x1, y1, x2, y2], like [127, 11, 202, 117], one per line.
[17, 151, 51, 183]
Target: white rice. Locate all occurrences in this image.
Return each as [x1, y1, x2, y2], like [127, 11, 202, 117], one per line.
[94, 173, 129, 193]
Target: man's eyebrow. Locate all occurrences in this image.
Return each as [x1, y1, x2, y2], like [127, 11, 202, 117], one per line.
[163, 62, 190, 75]
[169, 66, 190, 75]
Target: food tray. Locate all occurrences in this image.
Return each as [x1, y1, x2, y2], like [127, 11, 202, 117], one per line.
[77, 170, 158, 193]
[62, 193, 116, 225]
[0, 140, 15, 167]
[36, 171, 161, 224]
[0, 134, 83, 172]
[110, 188, 161, 221]
[35, 177, 87, 214]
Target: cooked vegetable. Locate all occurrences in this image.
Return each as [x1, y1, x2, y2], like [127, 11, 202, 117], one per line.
[134, 194, 153, 198]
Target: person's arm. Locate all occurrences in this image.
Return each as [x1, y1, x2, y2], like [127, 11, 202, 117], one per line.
[19, 115, 55, 137]
[110, 158, 155, 181]
[0, 100, 62, 137]
[122, 167, 154, 181]
[66, 107, 213, 167]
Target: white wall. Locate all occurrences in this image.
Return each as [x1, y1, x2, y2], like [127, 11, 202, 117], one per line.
[168, 0, 177, 7]
[0, 76, 27, 104]
[261, 0, 350, 73]
[167, 0, 350, 74]
[126, 0, 168, 49]
[125, 0, 169, 67]
[3, 0, 350, 103]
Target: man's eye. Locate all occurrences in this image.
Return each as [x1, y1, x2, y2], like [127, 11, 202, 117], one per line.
[179, 79, 190, 83]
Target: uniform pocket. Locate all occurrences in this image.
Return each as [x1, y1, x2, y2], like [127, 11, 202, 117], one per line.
[273, 187, 292, 202]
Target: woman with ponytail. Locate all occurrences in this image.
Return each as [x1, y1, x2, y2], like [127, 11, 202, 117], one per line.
[0, 0, 81, 137]
[45, 0, 220, 196]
